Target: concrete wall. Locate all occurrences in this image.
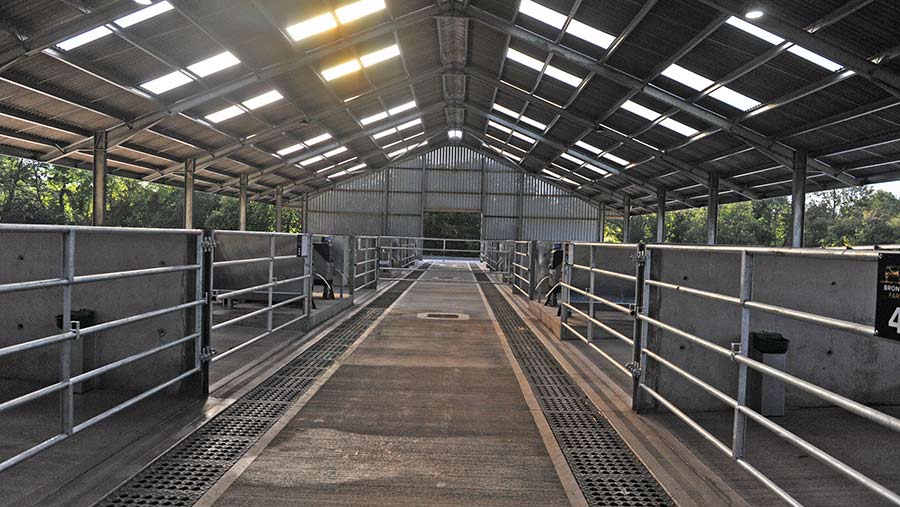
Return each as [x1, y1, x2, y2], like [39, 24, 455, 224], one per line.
[213, 232, 304, 303]
[642, 248, 900, 412]
[0, 230, 198, 396]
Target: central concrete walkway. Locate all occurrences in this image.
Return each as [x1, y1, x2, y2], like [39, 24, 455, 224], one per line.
[210, 262, 571, 506]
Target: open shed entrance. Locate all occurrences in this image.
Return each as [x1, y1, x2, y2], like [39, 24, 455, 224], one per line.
[422, 211, 481, 259]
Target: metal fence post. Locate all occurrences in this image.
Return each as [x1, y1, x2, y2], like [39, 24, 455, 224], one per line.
[348, 235, 357, 300]
[373, 238, 379, 290]
[630, 242, 647, 411]
[267, 234, 275, 332]
[304, 234, 313, 326]
[199, 229, 214, 397]
[61, 229, 75, 435]
[588, 244, 595, 342]
[733, 250, 753, 458]
[560, 242, 572, 340]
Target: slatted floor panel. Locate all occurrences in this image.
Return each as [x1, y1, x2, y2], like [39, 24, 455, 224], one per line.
[476, 270, 673, 507]
[96, 265, 430, 506]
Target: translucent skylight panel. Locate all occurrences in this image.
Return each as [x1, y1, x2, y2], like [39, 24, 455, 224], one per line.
[559, 177, 578, 185]
[493, 104, 519, 118]
[347, 162, 367, 172]
[575, 141, 602, 155]
[787, 45, 843, 72]
[725, 17, 784, 45]
[448, 129, 463, 140]
[487, 121, 512, 134]
[543, 65, 583, 87]
[57, 26, 112, 51]
[360, 44, 400, 67]
[335, 0, 386, 24]
[187, 51, 240, 78]
[243, 90, 283, 110]
[519, 114, 547, 130]
[300, 155, 325, 166]
[660, 118, 699, 137]
[388, 101, 416, 115]
[323, 146, 348, 158]
[725, 16, 843, 72]
[396, 118, 422, 131]
[621, 100, 659, 121]
[360, 111, 389, 125]
[584, 164, 608, 175]
[328, 170, 348, 179]
[114, 2, 174, 29]
[506, 48, 544, 72]
[205, 105, 243, 123]
[317, 164, 337, 174]
[542, 169, 561, 179]
[387, 147, 408, 158]
[141, 70, 193, 94]
[277, 144, 304, 156]
[305, 133, 332, 145]
[373, 128, 396, 140]
[560, 152, 583, 165]
[661, 64, 760, 111]
[602, 153, 629, 166]
[286, 12, 338, 41]
[511, 131, 536, 144]
[322, 59, 362, 81]
[565, 20, 615, 49]
[505, 153, 522, 162]
[517, 0, 567, 30]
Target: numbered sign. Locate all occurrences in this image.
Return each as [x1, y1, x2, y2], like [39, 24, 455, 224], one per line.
[875, 252, 900, 339]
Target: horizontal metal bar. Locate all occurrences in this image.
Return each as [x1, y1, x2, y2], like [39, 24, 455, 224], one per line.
[73, 264, 200, 284]
[211, 293, 306, 330]
[646, 278, 741, 305]
[80, 300, 203, 336]
[512, 282, 529, 298]
[0, 433, 68, 474]
[638, 313, 733, 358]
[215, 274, 308, 301]
[513, 272, 530, 285]
[378, 278, 504, 285]
[0, 330, 76, 358]
[561, 301, 633, 345]
[0, 224, 202, 235]
[512, 262, 529, 271]
[561, 283, 631, 314]
[642, 348, 736, 407]
[572, 264, 636, 282]
[561, 321, 631, 376]
[646, 243, 882, 260]
[738, 404, 900, 505]
[71, 333, 199, 384]
[74, 367, 200, 433]
[571, 241, 639, 249]
[0, 380, 67, 414]
[0, 277, 68, 294]
[356, 279, 376, 290]
[745, 300, 874, 336]
[213, 230, 301, 238]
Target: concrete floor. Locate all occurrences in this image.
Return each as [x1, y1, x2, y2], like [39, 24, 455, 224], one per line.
[209, 262, 572, 506]
[0, 291, 353, 507]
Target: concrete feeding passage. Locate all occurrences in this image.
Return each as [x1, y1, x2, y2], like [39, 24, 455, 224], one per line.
[96, 261, 671, 506]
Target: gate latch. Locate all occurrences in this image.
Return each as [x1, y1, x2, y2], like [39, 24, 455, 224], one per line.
[200, 346, 217, 363]
[625, 361, 641, 378]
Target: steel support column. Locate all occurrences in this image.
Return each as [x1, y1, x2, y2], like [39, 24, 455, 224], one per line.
[656, 188, 666, 243]
[791, 150, 808, 248]
[92, 131, 107, 226]
[623, 195, 632, 243]
[183, 159, 195, 229]
[239, 174, 248, 231]
[707, 172, 719, 245]
[302, 193, 309, 233]
[598, 203, 606, 243]
[275, 185, 283, 232]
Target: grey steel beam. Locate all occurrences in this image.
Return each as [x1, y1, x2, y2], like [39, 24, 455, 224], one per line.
[810, 130, 900, 159]
[183, 159, 195, 229]
[695, 0, 900, 99]
[40, 5, 442, 162]
[707, 172, 719, 245]
[791, 150, 807, 248]
[92, 131, 107, 226]
[239, 174, 248, 231]
[464, 5, 860, 188]
[598, 203, 606, 243]
[275, 186, 283, 232]
[623, 195, 632, 243]
[656, 187, 666, 243]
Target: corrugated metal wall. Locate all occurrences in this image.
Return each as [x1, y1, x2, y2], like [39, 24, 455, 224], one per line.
[307, 145, 599, 241]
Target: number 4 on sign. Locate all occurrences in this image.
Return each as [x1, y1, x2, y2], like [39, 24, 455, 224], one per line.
[889, 308, 900, 333]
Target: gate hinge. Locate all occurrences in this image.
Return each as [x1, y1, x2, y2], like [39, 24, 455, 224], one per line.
[628, 303, 643, 316]
[200, 346, 217, 363]
[201, 237, 217, 252]
[730, 342, 742, 359]
[625, 361, 641, 378]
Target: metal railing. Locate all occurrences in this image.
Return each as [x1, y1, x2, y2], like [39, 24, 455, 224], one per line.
[482, 239, 511, 275]
[510, 240, 534, 299]
[354, 236, 379, 291]
[0, 224, 204, 474]
[561, 241, 900, 506]
[209, 231, 312, 363]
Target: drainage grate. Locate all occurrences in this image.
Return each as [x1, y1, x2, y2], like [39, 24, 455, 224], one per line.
[475, 271, 672, 507]
[97, 264, 430, 506]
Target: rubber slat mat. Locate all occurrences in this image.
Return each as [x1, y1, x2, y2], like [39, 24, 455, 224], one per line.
[476, 271, 672, 507]
[96, 265, 430, 506]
